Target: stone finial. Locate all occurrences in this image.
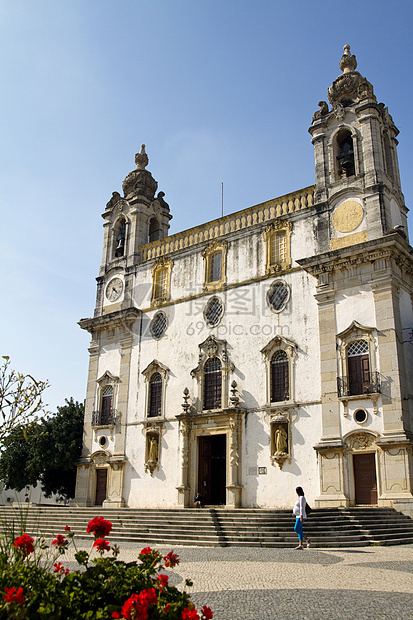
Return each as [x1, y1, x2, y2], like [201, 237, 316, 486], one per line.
[339, 44, 357, 73]
[182, 387, 191, 414]
[135, 144, 149, 170]
[229, 380, 240, 407]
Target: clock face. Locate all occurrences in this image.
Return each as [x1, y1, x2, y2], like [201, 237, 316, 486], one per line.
[105, 277, 123, 302]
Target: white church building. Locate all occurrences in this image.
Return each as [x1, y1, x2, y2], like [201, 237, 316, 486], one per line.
[74, 46, 413, 513]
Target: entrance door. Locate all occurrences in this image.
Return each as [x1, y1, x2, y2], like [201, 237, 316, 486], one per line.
[353, 453, 377, 505]
[198, 435, 226, 505]
[95, 469, 107, 506]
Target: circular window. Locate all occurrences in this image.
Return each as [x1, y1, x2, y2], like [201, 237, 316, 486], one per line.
[354, 409, 368, 424]
[267, 281, 290, 313]
[204, 296, 224, 327]
[99, 436, 108, 448]
[150, 312, 167, 339]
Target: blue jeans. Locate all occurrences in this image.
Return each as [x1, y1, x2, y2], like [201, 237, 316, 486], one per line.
[294, 517, 306, 541]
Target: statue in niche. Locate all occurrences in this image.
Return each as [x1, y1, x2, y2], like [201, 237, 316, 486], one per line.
[274, 425, 288, 456]
[148, 436, 159, 463]
[145, 435, 159, 476]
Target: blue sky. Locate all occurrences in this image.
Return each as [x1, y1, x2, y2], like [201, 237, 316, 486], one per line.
[1, 0, 413, 412]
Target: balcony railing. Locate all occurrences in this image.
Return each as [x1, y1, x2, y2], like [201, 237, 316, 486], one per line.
[337, 372, 381, 398]
[92, 409, 117, 427]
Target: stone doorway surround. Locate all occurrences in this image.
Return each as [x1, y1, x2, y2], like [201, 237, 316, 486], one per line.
[176, 408, 243, 508]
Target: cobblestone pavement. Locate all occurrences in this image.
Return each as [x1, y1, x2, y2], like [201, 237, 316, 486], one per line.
[65, 543, 413, 619]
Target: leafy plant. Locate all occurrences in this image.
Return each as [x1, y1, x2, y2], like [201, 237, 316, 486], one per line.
[0, 356, 49, 450]
[0, 514, 213, 619]
[0, 397, 84, 499]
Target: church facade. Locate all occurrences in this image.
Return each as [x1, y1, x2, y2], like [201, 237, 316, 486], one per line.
[74, 46, 413, 513]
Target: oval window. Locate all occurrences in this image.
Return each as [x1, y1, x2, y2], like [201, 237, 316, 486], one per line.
[354, 409, 368, 424]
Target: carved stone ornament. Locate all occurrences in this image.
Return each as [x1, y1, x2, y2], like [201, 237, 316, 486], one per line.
[339, 44, 358, 73]
[135, 144, 149, 170]
[347, 432, 376, 451]
[333, 102, 345, 120]
[206, 339, 218, 358]
[327, 45, 376, 107]
[312, 101, 330, 123]
[92, 451, 109, 466]
[122, 145, 158, 201]
[106, 191, 121, 211]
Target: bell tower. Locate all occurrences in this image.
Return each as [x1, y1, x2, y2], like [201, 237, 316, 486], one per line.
[95, 145, 172, 317]
[309, 45, 408, 252]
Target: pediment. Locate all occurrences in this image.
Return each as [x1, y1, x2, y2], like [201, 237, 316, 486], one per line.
[336, 320, 375, 340]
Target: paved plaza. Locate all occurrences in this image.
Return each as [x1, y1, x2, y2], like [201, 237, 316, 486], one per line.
[65, 542, 413, 619]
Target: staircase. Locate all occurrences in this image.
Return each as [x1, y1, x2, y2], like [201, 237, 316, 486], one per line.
[0, 505, 412, 548]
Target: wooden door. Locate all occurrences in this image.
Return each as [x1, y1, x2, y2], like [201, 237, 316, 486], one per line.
[348, 354, 369, 396]
[198, 436, 212, 504]
[354, 453, 377, 505]
[198, 435, 226, 505]
[95, 469, 107, 506]
[101, 394, 112, 424]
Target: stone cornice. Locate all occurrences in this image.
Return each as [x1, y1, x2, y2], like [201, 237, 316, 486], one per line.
[78, 307, 140, 334]
[297, 234, 413, 279]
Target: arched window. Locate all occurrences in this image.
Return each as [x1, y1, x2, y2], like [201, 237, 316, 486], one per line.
[271, 351, 289, 402]
[149, 218, 162, 243]
[383, 133, 395, 181]
[204, 357, 222, 410]
[114, 218, 126, 258]
[336, 129, 355, 178]
[148, 372, 162, 417]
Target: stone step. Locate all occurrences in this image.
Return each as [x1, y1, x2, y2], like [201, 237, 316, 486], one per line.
[0, 506, 412, 548]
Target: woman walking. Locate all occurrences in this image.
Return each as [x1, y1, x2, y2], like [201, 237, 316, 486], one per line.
[293, 486, 311, 549]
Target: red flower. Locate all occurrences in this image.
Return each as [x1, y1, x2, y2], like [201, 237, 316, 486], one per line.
[53, 562, 69, 576]
[156, 574, 169, 590]
[3, 587, 25, 604]
[52, 534, 68, 550]
[139, 588, 157, 607]
[93, 538, 111, 552]
[119, 589, 158, 620]
[13, 534, 34, 556]
[201, 606, 213, 619]
[111, 614, 120, 619]
[65, 525, 71, 532]
[86, 516, 112, 538]
[140, 546, 153, 555]
[164, 551, 179, 567]
[182, 608, 200, 620]
[120, 593, 140, 619]
[164, 604, 171, 612]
